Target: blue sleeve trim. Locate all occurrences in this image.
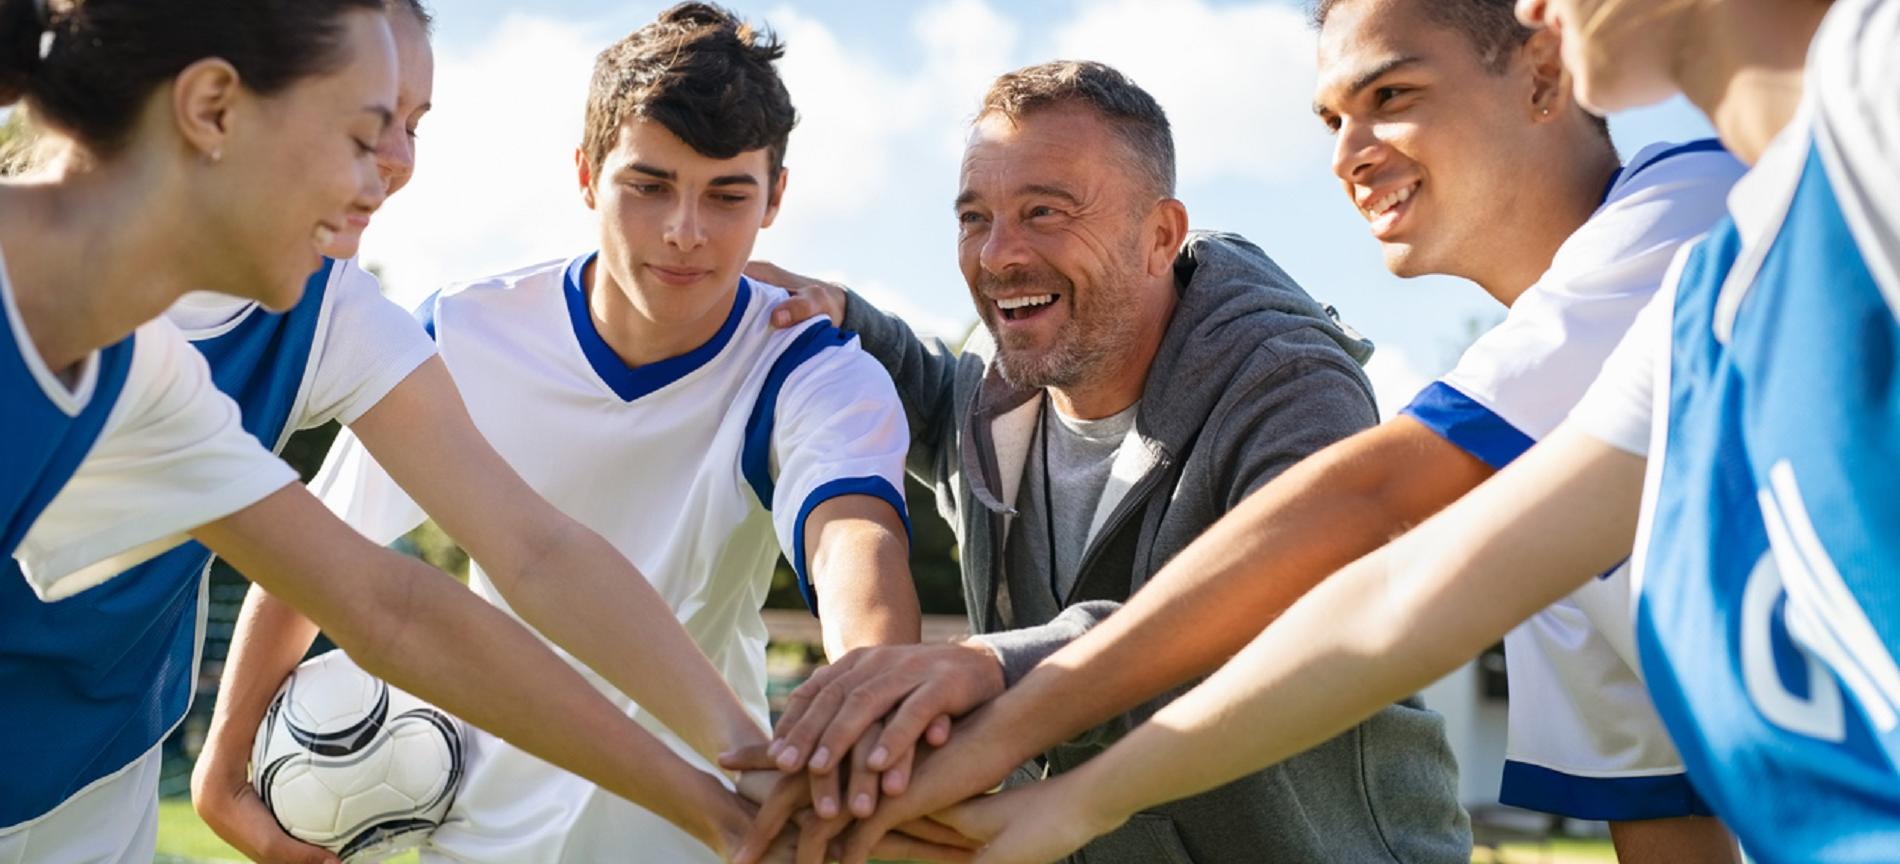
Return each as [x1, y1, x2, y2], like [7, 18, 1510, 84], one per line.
[562, 252, 751, 402]
[740, 323, 855, 506]
[411, 288, 443, 342]
[1500, 760, 1715, 821]
[788, 476, 911, 617]
[1621, 138, 1729, 185]
[1400, 381, 1536, 470]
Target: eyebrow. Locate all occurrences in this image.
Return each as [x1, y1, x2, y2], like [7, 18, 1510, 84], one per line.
[1312, 55, 1421, 116]
[954, 183, 1082, 209]
[625, 162, 761, 187]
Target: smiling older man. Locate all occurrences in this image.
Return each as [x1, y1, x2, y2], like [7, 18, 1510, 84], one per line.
[741, 60, 1469, 864]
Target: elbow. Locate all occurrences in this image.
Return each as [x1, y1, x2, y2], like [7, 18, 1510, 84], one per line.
[485, 516, 588, 607]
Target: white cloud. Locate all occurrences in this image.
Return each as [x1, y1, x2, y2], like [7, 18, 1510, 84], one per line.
[359, 14, 602, 307]
[766, 7, 925, 218]
[1050, 0, 1329, 187]
[910, 0, 1023, 159]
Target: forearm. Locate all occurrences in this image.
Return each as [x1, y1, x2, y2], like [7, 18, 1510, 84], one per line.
[192, 586, 322, 811]
[808, 497, 920, 658]
[499, 519, 767, 762]
[198, 589, 320, 767]
[1058, 427, 1642, 821]
[193, 489, 748, 852]
[345, 363, 765, 763]
[369, 565, 744, 843]
[995, 419, 1489, 760]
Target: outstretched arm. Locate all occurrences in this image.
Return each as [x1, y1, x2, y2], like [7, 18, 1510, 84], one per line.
[190, 486, 756, 858]
[347, 358, 767, 762]
[198, 361, 771, 860]
[805, 495, 920, 658]
[192, 586, 333, 864]
[802, 415, 1490, 851]
[936, 425, 1644, 864]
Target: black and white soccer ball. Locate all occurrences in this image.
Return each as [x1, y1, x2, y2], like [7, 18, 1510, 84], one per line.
[253, 650, 465, 863]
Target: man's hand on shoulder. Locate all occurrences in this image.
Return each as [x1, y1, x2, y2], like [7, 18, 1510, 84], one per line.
[748, 260, 848, 330]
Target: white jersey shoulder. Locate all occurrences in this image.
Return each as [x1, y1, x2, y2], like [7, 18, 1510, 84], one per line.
[300, 258, 437, 429]
[17, 318, 296, 599]
[1431, 141, 1741, 444]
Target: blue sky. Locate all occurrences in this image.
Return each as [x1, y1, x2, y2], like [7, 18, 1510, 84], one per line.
[365, 0, 1715, 410]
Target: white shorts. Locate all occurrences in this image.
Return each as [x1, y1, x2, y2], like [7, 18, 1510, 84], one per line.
[0, 747, 160, 864]
[1499, 563, 1712, 821]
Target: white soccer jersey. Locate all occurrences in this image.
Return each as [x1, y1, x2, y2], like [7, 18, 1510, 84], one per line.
[168, 257, 439, 435]
[4, 258, 298, 602]
[1401, 141, 1744, 819]
[312, 253, 909, 864]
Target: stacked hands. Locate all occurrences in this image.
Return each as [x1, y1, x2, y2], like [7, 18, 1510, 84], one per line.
[192, 639, 1106, 864]
[717, 641, 1096, 864]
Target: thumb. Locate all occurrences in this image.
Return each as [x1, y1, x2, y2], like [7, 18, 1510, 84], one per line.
[720, 742, 778, 772]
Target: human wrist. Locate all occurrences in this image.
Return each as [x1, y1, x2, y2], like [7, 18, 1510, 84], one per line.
[690, 781, 752, 858]
[954, 638, 1008, 699]
[1057, 764, 1137, 839]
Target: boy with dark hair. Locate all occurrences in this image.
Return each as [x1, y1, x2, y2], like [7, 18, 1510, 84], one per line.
[215, 5, 922, 862]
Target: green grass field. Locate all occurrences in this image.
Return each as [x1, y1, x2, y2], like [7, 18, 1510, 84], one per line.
[157, 799, 1618, 863]
[156, 800, 417, 864]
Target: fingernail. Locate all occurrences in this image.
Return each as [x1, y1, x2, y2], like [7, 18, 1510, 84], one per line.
[766, 740, 784, 758]
[810, 746, 831, 771]
[853, 793, 872, 815]
[885, 769, 906, 793]
[776, 747, 800, 771]
[868, 746, 889, 769]
[772, 310, 788, 325]
[818, 796, 838, 818]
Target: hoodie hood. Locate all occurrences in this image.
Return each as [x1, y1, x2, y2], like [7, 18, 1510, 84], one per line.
[1137, 230, 1374, 450]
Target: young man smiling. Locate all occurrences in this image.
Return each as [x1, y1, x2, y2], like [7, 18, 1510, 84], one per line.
[230, 5, 921, 862]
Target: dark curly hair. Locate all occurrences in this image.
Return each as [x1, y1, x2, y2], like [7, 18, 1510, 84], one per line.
[581, 2, 797, 179]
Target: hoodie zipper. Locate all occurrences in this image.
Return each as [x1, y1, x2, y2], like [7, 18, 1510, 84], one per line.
[1061, 451, 1172, 607]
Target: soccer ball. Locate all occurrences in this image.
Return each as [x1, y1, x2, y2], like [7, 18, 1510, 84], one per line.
[253, 650, 465, 863]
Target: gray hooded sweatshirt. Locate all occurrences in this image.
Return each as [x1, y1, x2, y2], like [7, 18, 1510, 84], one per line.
[839, 232, 1471, 863]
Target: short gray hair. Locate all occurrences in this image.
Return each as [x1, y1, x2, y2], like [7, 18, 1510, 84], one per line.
[978, 60, 1176, 200]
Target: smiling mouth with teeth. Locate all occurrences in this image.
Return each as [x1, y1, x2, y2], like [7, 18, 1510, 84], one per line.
[1365, 183, 1417, 218]
[996, 293, 1057, 321]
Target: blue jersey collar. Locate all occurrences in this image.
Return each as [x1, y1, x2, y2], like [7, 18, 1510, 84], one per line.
[562, 251, 751, 402]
